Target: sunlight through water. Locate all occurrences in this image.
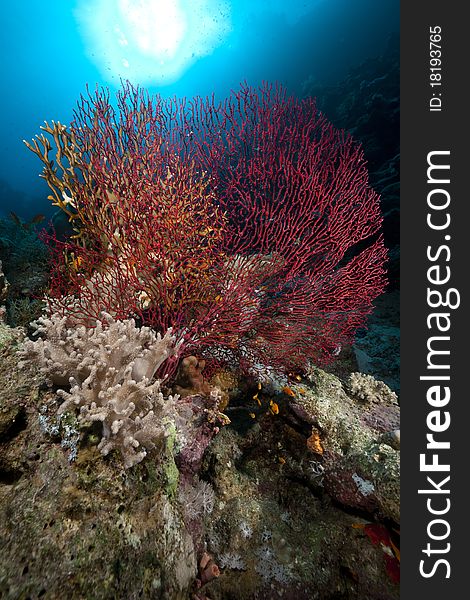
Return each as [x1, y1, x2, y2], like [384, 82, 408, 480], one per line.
[75, 0, 232, 86]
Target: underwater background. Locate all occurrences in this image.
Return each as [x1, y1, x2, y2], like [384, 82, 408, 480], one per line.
[0, 1, 400, 599]
[1, 0, 398, 221]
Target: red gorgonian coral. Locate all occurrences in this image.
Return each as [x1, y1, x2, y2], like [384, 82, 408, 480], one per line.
[27, 82, 387, 376]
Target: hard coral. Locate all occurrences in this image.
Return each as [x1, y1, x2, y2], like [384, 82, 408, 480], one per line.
[20, 311, 182, 467]
[348, 372, 398, 405]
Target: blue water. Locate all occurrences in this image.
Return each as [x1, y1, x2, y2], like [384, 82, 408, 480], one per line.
[0, 0, 398, 219]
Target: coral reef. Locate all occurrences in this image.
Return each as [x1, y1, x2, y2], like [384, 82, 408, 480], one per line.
[2, 74, 397, 598]
[20, 311, 182, 467]
[196, 375, 400, 599]
[25, 82, 387, 377]
[0, 312, 400, 598]
[0, 344, 197, 599]
[303, 37, 400, 392]
[287, 368, 400, 522]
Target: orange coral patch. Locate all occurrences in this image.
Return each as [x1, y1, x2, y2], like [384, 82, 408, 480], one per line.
[306, 430, 323, 454]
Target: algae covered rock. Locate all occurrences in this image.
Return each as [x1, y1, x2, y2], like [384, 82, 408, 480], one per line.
[0, 325, 197, 599]
[197, 403, 399, 599]
[287, 367, 400, 523]
[1, 317, 399, 599]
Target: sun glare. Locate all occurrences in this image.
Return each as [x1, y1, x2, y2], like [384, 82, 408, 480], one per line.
[119, 0, 186, 58]
[75, 0, 231, 85]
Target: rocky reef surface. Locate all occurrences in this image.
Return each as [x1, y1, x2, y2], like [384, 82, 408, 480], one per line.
[0, 316, 399, 600]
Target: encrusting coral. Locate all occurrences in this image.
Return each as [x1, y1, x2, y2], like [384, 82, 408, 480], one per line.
[347, 372, 398, 405]
[20, 310, 183, 467]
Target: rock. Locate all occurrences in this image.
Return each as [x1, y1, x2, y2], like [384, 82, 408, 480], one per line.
[0, 320, 399, 599]
[0, 326, 197, 599]
[289, 367, 400, 523]
[198, 404, 399, 599]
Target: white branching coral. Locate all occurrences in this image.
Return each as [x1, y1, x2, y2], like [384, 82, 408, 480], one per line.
[348, 372, 398, 405]
[20, 311, 182, 468]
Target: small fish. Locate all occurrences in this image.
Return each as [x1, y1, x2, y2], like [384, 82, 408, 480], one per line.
[249, 412, 256, 419]
[288, 372, 302, 382]
[282, 386, 296, 397]
[69, 254, 84, 271]
[269, 400, 279, 415]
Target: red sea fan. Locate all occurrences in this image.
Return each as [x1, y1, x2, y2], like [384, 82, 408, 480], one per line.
[28, 82, 387, 376]
[178, 83, 387, 370]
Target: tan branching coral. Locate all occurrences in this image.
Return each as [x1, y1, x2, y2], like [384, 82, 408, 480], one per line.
[25, 82, 387, 377]
[25, 116, 228, 330]
[23, 121, 91, 234]
[20, 311, 183, 467]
